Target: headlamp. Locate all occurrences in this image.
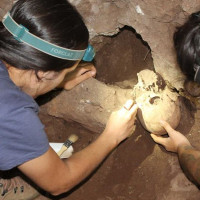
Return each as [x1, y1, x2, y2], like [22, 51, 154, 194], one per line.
[2, 12, 95, 62]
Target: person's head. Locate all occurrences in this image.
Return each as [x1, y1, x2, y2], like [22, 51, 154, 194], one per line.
[0, 0, 93, 97]
[174, 11, 200, 83]
[0, 0, 89, 72]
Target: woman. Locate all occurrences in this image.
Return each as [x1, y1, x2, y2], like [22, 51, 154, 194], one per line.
[0, 0, 138, 199]
[151, 11, 200, 187]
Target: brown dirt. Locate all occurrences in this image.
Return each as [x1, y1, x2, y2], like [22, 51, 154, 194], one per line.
[36, 28, 200, 200]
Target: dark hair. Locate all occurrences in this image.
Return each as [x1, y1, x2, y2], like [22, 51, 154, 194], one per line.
[0, 0, 89, 72]
[174, 11, 200, 80]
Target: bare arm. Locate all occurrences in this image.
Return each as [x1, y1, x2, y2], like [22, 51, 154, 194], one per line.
[178, 144, 200, 185]
[150, 120, 200, 186]
[18, 100, 138, 196]
[19, 133, 116, 196]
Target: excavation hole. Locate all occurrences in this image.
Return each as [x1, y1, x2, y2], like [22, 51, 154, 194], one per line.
[92, 26, 154, 88]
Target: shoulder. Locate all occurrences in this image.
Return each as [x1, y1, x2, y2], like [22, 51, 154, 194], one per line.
[0, 69, 39, 115]
[0, 61, 49, 170]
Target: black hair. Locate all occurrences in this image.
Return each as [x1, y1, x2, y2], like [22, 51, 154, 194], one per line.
[174, 11, 200, 81]
[0, 0, 89, 72]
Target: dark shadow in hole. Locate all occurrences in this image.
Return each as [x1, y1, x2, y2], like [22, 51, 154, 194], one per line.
[36, 89, 62, 106]
[93, 25, 154, 86]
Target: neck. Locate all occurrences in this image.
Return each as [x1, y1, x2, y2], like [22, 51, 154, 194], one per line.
[5, 62, 38, 98]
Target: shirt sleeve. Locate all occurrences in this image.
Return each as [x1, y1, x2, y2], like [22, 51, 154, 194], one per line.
[0, 84, 49, 170]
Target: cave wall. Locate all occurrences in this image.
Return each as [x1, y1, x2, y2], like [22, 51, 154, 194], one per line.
[69, 0, 200, 89]
[1, 0, 200, 89]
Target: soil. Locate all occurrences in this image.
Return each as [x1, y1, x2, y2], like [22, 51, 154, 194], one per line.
[36, 28, 200, 200]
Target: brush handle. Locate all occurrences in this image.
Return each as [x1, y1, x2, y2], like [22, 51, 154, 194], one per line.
[57, 134, 78, 157]
[57, 145, 68, 157]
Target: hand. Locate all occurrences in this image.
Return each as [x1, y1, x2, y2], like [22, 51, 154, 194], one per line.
[103, 100, 138, 145]
[62, 63, 96, 90]
[150, 120, 191, 153]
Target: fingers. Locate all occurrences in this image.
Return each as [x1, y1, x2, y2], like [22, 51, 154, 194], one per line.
[150, 133, 167, 145]
[123, 99, 135, 110]
[151, 134, 177, 152]
[72, 64, 96, 85]
[78, 64, 96, 77]
[122, 100, 138, 117]
[74, 71, 95, 85]
[129, 104, 138, 116]
[160, 120, 177, 136]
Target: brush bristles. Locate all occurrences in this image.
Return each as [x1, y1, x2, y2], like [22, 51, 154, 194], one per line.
[68, 134, 79, 143]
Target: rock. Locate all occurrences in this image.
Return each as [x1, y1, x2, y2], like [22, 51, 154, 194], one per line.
[45, 78, 133, 134]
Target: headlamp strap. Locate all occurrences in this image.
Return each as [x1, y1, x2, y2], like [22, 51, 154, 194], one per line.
[2, 12, 95, 61]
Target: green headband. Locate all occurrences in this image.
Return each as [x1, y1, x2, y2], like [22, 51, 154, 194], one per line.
[2, 12, 95, 61]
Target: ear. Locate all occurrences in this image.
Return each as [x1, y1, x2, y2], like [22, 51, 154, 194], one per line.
[37, 71, 57, 80]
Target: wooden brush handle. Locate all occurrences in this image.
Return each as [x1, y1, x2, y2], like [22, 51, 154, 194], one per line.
[57, 145, 68, 157]
[57, 134, 78, 157]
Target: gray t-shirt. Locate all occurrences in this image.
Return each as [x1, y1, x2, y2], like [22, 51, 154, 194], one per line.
[0, 61, 49, 170]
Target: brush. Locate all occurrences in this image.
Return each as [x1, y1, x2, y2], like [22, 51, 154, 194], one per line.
[57, 134, 79, 157]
